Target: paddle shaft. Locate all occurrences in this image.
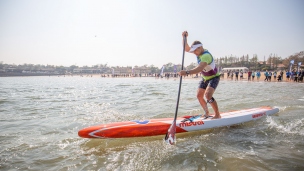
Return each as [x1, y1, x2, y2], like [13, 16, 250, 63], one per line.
[174, 35, 187, 121]
[164, 35, 187, 144]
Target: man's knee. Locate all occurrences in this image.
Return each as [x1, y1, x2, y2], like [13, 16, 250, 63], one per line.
[205, 91, 215, 103]
[197, 89, 205, 99]
[197, 92, 204, 99]
[204, 93, 213, 100]
[207, 97, 215, 103]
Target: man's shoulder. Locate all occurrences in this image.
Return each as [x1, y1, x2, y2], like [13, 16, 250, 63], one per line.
[200, 52, 212, 58]
[199, 52, 212, 62]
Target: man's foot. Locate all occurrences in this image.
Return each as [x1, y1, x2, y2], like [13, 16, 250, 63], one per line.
[203, 111, 211, 119]
[211, 115, 221, 119]
[203, 115, 213, 119]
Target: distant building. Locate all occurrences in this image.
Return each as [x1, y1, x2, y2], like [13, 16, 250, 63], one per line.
[276, 64, 286, 70]
[132, 66, 150, 75]
[73, 68, 101, 74]
[221, 67, 249, 72]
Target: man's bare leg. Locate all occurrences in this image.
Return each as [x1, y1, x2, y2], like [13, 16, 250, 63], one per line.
[205, 87, 221, 119]
[197, 88, 209, 116]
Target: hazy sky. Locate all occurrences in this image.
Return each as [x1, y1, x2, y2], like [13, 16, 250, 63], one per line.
[0, 0, 303, 68]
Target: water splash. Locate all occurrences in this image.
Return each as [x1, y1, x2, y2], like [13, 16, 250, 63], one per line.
[267, 117, 304, 135]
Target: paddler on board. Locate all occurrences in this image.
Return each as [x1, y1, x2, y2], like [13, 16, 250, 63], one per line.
[178, 31, 221, 119]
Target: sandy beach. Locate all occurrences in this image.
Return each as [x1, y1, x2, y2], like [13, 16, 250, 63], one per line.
[62, 72, 302, 83]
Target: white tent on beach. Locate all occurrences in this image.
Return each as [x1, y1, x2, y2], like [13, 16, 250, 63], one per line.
[221, 67, 249, 72]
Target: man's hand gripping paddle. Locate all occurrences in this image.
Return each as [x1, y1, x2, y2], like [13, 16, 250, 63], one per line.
[164, 33, 187, 145]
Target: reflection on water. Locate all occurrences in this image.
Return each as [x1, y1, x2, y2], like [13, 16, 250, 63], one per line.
[0, 77, 303, 170]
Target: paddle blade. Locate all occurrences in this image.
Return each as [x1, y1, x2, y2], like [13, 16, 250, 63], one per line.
[164, 120, 176, 145]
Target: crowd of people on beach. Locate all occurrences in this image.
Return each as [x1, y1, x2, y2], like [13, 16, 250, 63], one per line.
[95, 69, 304, 83]
[222, 69, 304, 82]
[65, 69, 304, 83]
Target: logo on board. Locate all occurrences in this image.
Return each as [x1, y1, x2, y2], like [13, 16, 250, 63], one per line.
[252, 112, 266, 118]
[179, 121, 204, 127]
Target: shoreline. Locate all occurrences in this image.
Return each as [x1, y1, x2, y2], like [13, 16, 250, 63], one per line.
[1, 73, 302, 83]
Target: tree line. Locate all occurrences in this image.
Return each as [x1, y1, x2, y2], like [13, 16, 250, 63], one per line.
[1, 51, 303, 74]
[216, 51, 303, 71]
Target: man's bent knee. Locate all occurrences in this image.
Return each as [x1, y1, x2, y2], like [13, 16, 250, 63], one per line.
[205, 93, 213, 100]
[204, 87, 215, 100]
[197, 93, 204, 100]
[197, 89, 205, 99]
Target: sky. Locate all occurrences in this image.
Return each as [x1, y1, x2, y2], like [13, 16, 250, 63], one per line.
[0, 0, 303, 68]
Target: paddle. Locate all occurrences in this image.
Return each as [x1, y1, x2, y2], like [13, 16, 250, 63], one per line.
[164, 33, 187, 145]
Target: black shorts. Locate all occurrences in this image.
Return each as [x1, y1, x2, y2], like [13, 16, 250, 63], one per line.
[198, 76, 220, 90]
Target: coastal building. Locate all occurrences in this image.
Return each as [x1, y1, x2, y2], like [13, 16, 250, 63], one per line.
[73, 68, 101, 74]
[221, 67, 249, 72]
[132, 66, 151, 75]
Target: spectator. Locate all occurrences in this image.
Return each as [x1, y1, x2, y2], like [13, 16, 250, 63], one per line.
[293, 69, 298, 82]
[273, 71, 277, 80]
[251, 70, 255, 81]
[235, 70, 239, 81]
[248, 70, 252, 81]
[286, 70, 291, 81]
[264, 70, 269, 81]
[256, 71, 261, 81]
[299, 69, 303, 82]
[268, 71, 272, 81]
[280, 70, 284, 81]
[290, 69, 296, 81]
[277, 74, 282, 82]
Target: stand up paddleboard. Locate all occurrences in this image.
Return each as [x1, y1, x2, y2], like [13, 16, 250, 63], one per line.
[78, 106, 279, 139]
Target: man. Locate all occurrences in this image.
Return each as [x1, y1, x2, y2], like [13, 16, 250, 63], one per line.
[273, 71, 277, 80]
[268, 71, 272, 81]
[248, 70, 252, 81]
[280, 70, 284, 81]
[251, 70, 255, 81]
[256, 70, 261, 81]
[286, 70, 291, 81]
[299, 69, 304, 82]
[235, 70, 239, 81]
[178, 31, 221, 119]
[264, 70, 269, 81]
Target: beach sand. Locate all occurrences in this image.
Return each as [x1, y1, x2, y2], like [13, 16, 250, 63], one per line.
[58, 73, 301, 83]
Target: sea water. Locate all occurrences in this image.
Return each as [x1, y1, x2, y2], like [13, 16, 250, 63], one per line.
[0, 76, 303, 171]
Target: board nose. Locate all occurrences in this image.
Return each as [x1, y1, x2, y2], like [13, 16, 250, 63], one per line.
[78, 128, 94, 138]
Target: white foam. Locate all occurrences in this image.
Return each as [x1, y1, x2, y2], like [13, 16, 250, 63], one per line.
[266, 117, 304, 135]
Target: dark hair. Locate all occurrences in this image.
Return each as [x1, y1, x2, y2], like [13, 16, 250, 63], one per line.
[191, 41, 202, 46]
